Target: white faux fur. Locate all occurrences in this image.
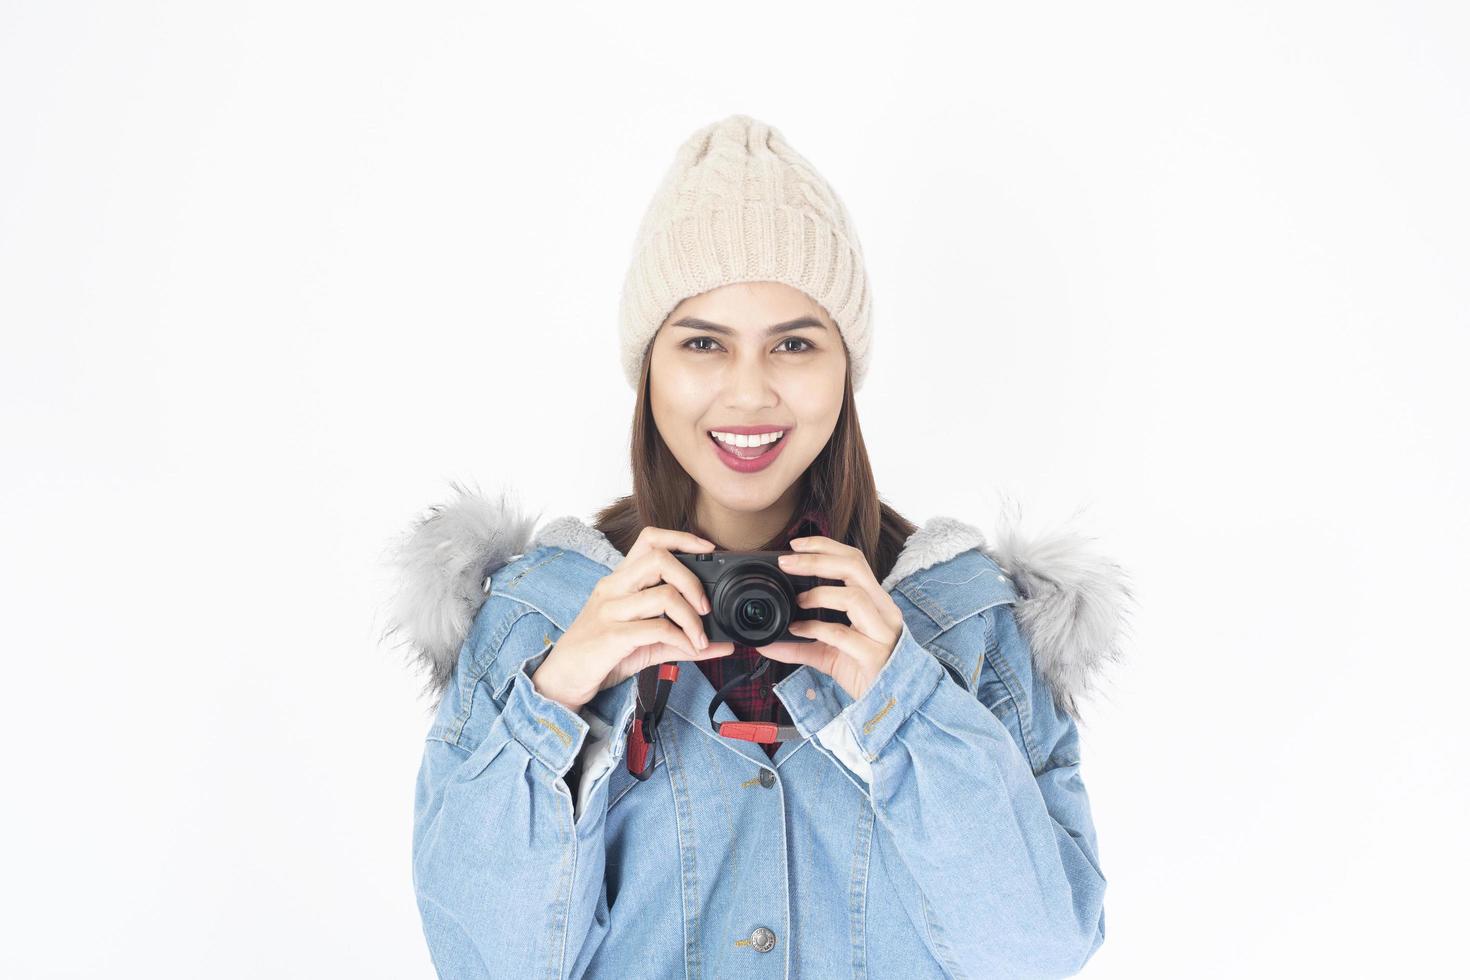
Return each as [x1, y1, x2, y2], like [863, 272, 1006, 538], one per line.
[987, 498, 1135, 719]
[381, 485, 1134, 721]
[379, 482, 542, 705]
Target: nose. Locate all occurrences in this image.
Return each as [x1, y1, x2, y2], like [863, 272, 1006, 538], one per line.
[722, 348, 778, 407]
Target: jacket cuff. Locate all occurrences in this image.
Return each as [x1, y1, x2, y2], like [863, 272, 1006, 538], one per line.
[501, 660, 591, 777]
[572, 678, 641, 820]
[841, 618, 947, 762]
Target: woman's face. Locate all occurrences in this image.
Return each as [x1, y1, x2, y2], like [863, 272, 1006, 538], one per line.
[648, 280, 847, 518]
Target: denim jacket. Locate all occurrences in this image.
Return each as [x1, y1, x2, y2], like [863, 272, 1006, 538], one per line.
[386, 488, 1133, 979]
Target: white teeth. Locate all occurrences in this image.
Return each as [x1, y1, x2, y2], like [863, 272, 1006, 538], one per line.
[709, 429, 785, 448]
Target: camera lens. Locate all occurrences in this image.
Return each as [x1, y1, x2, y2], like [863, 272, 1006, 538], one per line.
[710, 563, 793, 645]
[739, 597, 772, 630]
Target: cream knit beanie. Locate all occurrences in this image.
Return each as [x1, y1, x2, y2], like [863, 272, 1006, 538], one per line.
[617, 113, 874, 392]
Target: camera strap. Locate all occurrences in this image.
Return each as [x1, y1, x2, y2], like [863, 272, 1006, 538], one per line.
[707, 656, 802, 744]
[626, 656, 804, 780]
[627, 662, 678, 781]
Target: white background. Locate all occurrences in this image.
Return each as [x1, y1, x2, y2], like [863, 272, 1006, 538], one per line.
[2, 1, 1465, 976]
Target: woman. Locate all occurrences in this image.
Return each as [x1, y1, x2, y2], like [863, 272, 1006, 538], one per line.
[387, 114, 1132, 979]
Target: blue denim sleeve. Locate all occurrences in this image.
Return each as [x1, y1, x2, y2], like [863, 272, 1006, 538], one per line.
[831, 604, 1107, 978]
[411, 597, 634, 979]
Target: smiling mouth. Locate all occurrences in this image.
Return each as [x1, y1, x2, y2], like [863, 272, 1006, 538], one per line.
[707, 431, 785, 460]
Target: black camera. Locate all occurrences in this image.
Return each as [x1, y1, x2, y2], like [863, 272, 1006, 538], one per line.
[674, 549, 852, 647]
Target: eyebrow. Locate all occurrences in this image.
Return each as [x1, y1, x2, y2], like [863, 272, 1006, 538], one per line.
[670, 315, 828, 337]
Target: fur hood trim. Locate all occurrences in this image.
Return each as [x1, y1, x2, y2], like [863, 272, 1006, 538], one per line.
[381, 484, 1134, 720]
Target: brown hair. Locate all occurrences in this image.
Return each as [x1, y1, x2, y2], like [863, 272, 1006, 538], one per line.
[593, 332, 919, 584]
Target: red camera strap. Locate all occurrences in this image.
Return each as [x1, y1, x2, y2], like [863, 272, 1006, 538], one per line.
[707, 655, 801, 743]
[626, 662, 678, 781]
[626, 655, 803, 780]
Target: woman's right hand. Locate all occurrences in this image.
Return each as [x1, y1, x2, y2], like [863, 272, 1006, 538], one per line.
[529, 526, 736, 713]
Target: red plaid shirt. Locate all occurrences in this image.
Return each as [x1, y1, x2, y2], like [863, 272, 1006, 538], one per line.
[690, 507, 831, 758]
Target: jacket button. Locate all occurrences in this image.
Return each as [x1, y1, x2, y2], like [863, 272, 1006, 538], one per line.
[751, 926, 777, 952]
[758, 768, 776, 788]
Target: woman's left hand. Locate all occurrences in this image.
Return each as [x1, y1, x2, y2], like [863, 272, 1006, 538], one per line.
[756, 535, 906, 702]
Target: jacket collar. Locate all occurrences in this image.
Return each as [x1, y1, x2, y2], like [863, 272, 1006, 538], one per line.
[528, 511, 991, 594]
[383, 483, 1134, 721]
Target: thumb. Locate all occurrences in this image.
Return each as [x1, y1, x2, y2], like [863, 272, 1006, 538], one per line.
[756, 641, 824, 669]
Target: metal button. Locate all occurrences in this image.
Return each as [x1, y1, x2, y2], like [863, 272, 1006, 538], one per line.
[805, 687, 817, 700]
[751, 926, 777, 952]
[758, 768, 776, 788]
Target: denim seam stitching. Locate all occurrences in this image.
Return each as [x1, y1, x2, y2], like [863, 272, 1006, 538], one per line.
[849, 804, 874, 979]
[998, 606, 1042, 773]
[924, 633, 979, 695]
[894, 581, 954, 631]
[920, 890, 969, 980]
[535, 716, 573, 747]
[663, 723, 703, 978]
[503, 549, 565, 589]
[923, 597, 1015, 677]
[608, 756, 661, 810]
[449, 604, 541, 747]
[981, 607, 1041, 773]
[548, 768, 576, 980]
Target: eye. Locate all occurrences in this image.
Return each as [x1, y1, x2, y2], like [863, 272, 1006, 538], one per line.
[680, 337, 815, 354]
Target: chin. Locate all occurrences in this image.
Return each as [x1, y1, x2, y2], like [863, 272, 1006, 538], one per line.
[696, 474, 779, 506]
[703, 485, 777, 511]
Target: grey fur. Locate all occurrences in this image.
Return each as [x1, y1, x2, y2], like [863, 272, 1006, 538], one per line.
[878, 516, 988, 591]
[533, 514, 627, 572]
[382, 485, 1133, 720]
[986, 498, 1136, 720]
[380, 481, 542, 707]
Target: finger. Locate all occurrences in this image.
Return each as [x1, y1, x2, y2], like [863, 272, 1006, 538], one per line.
[755, 640, 832, 672]
[616, 617, 701, 660]
[607, 640, 735, 687]
[614, 548, 713, 618]
[659, 640, 734, 664]
[652, 549, 715, 616]
[779, 549, 888, 613]
[788, 535, 860, 557]
[629, 638, 736, 674]
[777, 549, 860, 585]
[626, 526, 717, 563]
[795, 584, 888, 640]
[606, 583, 709, 652]
[786, 618, 887, 669]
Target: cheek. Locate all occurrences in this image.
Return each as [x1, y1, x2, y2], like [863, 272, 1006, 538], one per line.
[657, 390, 707, 433]
[790, 381, 843, 426]
[649, 366, 707, 418]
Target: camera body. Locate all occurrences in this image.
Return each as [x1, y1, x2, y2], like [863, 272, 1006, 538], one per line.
[674, 549, 852, 647]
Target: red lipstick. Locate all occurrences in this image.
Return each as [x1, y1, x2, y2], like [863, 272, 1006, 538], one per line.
[706, 425, 791, 474]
